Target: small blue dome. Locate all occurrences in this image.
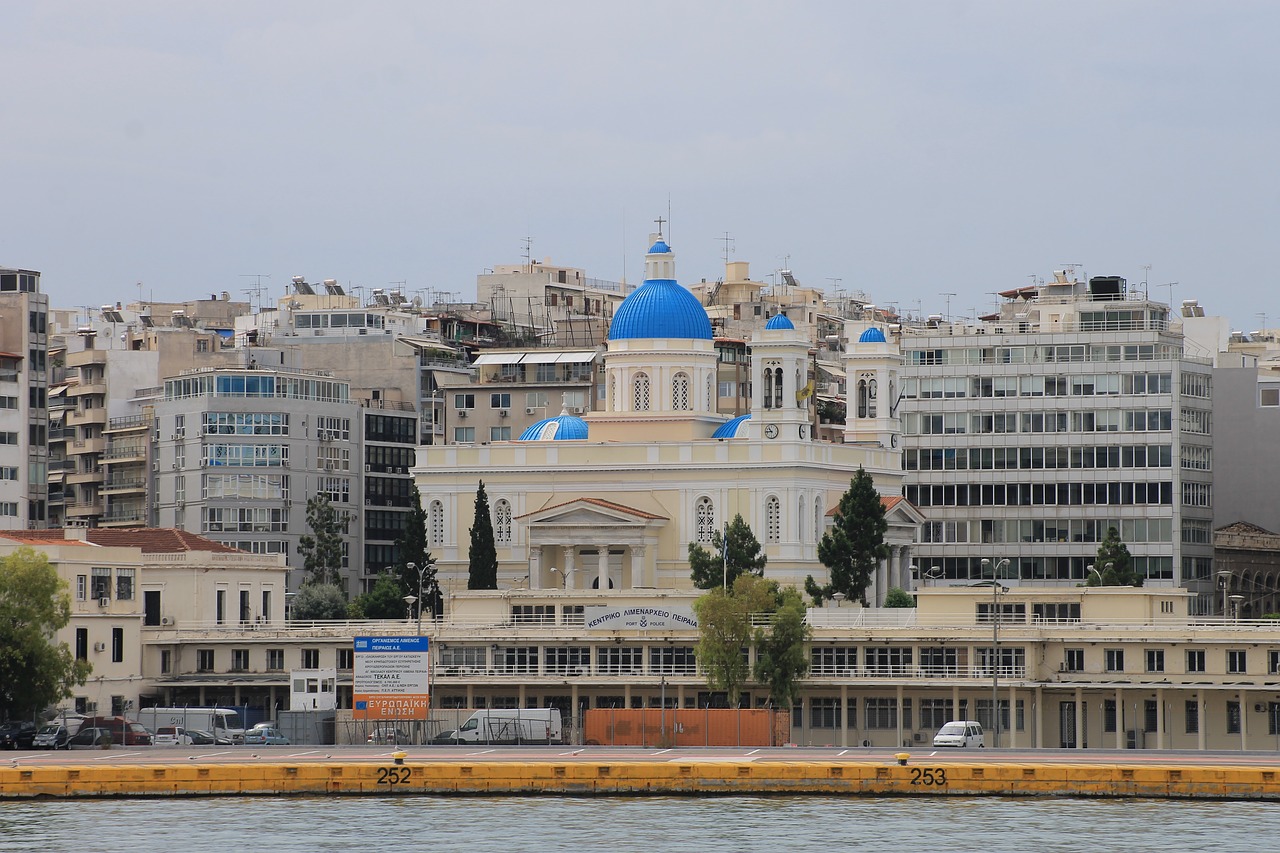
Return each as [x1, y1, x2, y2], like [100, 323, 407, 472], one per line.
[609, 279, 713, 341]
[648, 239, 671, 254]
[765, 314, 795, 330]
[711, 413, 751, 439]
[858, 327, 887, 343]
[517, 414, 589, 441]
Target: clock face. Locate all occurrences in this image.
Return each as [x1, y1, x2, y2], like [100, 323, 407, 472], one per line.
[798, 424, 807, 439]
[764, 424, 779, 439]
[891, 434, 899, 448]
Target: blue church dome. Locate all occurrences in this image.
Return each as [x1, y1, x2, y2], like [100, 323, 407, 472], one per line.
[609, 279, 713, 341]
[517, 414, 589, 441]
[765, 314, 795, 330]
[648, 239, 670, 254]
[711, 413, 751, 439]
[858, 327, 887, 343]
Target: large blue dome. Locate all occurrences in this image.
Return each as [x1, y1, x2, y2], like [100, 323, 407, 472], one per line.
[608, 279, 713, 341]
[711, 413, 751, 439]
[858, 327, 887, 343]
[517, 414, 589, 441]
[765, 314, 795, 330]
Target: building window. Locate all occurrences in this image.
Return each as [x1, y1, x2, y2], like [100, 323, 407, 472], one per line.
[75, 628, 88, 661]
[489, 393, 511, 409]
[1144, 700, 1159, 733]
[1105, 649, 1124, 673]
[489, 426, 511, 442]
[919, 698, 954, 731]
[810, 697, 842, 729]
[1270, 650, 1280, 675]
[197, 649, 215, 672]
[453, 427, 475, 443]
[91, 567, 111, 600]
[1269, 703, 1280, 737]
[1187, 649, 1205, 673]
[1104, 699, 1117, 733]
[672, 372, 690, 410]
[111, 628, 124, 663]
[1064, 648, 1084, 672]
[864, 697, 902, 729]
[1228, 650, 1247, 674]
[1145, 649, 1165, 673]
[429, 501, 444, 546]
[695, 496, 715, 544]
[267, 649, 285, 671]
[815, 496, 823, 543]
[494, 499, 512, 544]
[1185, 700, 1199, 734]
[231, 649, 250, 672]
[301, 648, 321, 669]
[160, 650, 172, 675]
[454, 393, 475, 410]
[76, 575, 87, 601]
[337, 648, 353, 670]
[765, 495, 781, 543]
[632, 372, 650, 411]
[1227, 701, 1241, 734]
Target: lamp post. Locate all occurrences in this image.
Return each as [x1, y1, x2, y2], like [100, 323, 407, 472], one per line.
[1217, 570, 1233, 619]
[1086, 564, 1103, 586]
[833, 591, 846, 608]
[1230, 594, 1245, 623]
[981, 557, 1010, 747]
[549, 566, 565, 588]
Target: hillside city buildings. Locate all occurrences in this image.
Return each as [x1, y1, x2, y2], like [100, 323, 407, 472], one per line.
[5, 232, 1280, 748]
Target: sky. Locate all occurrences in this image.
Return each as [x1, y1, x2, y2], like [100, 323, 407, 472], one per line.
[0, 1, 1275, 331]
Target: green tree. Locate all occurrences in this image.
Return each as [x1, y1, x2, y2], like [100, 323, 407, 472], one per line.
[297, 494, 349, 586]
[883, 587, 916, 608]
[0, 548, 92, 719]
[806, 468, 889, 606]
[1087, 527, 1141, 587]
[694, 574, 797, 706]
[688, 514, 768, 589]
[290, 583, 349, 620]
[753, 586, 810, 708]
[347, 574, 411, 620]
[395, 485, 440, 617]
[467, 481, 498, 590]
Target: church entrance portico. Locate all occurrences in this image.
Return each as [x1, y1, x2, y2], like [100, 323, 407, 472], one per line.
[519, 498, 667, 591]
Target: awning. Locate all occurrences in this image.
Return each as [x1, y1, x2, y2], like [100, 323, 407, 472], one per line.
[472, 352, 525, 366]
[817, 364, 846, 378]
[399, 336, 461, 354]
[555, 350, 600, 364]
[520, 352, 562, 364]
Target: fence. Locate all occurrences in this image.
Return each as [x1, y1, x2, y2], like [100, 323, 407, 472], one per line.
[583, 708, 789, 748]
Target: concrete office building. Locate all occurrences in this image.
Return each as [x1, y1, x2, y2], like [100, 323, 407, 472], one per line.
[898, 272, 1217, 612]
[0, 266, 49, 529]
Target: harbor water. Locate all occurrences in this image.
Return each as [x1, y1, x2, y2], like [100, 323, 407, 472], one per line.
[0, 795, 1275, 851]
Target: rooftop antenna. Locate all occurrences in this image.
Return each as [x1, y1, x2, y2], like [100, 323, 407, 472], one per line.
[1141, 264, 1152, 298]
[826, 277, 842, 300]
[1157, 282, 1176, 306]
[667, 194, 672, 244]
[521, 236, 533, 274]
[940, 292, 956, 320]
[720, 232, 736, 266]
[1258, 313, 1268, 336]
[239, 274, 271, 312]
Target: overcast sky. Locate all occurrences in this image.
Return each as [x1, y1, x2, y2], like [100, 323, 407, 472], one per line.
[1, 1, 1275, 331]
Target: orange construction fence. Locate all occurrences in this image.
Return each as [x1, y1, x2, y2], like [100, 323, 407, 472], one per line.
[582, 708, 790, 747]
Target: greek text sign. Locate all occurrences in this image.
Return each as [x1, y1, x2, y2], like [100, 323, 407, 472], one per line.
[353, 636, 430, 718]
[583, 606, 698, 631]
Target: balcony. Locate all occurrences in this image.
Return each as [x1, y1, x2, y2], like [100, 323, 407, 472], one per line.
[106, 414, 150, 432]
[65, 500, 104, 518]
[65, 466, 104, 485]
[101, 509, 147, 527]
[104, 444, 147, 462]
[67, 436, 105, 456]
[66, 408, 107, 428]
[102, 476, 147, 494]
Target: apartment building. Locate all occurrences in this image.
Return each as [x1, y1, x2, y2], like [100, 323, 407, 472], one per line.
[898, 273, 1217, 612]
[0, 266, 49, 529]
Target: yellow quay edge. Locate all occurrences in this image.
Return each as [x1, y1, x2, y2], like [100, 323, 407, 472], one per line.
[2, 759, 1280, 800]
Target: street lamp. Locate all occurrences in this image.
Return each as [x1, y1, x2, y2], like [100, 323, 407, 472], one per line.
[1217, 570, 1233, 619]
[1230, 594, 1245, 623]
[402, 593, 417, 625]
[549, 566, 565, 588]
[980, 557, 1011, 748]
[1086, 564, 1103, 586]
[833, 591, 846, 608]
[406, 561, 434, 635]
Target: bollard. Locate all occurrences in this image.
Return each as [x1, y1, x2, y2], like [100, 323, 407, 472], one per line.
[392, 750, 407, 766]
[895, 752, 910, 766]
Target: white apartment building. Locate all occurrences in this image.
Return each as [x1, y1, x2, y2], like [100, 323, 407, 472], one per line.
[0, 266, 48, 529]
[898, 273, 1217, 612]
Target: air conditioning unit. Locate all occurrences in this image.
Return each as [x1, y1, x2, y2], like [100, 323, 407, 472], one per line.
[570, 407, 585, 415]
[176, 500, 185, 508]
[92, 642, 106, 652]
[525, 407, 536, 415]
[364, 464, 371, 472]
[324, 463, 334, 472]
[97, 597, 110, 608]
[170, 433, 178, 441]
[498, 409, 508, 418]
[172, 462, 180, 469]
[160, 616, 174, 626]
[318, 430, 330, 441]
[456, 409, 468, 418]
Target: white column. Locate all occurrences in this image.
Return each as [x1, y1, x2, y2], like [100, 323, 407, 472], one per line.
[564, 547, 576, 590]
[528, 545, 542, 590]
[890, 547, 901, 591]
[1240, 688, 1248, 751]
[630, 546, 646, 589]
[1197, 690, 1206, 752]
[1156, 687, 1165, 750]
[1114, 688, 1124, 750]
[597, 546, 610, 590]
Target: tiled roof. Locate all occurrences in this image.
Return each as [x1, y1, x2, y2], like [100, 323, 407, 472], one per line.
[3, 528, 242, 554]
[825, 495, 906, 517]
[517, 497, 668, 521]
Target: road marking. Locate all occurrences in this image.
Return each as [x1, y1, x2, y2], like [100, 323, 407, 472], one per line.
[193, 751, 234, 759]
[288, 750, 321, 757]
[95, 751, 142, 760]
[745, 749, 760, 756]
[467, 749, 497, 756]
[652, 748, 672, 756]
[837, 750, 849, 757]
[668, 755, 761, 763]
[559, 749, 585, 756]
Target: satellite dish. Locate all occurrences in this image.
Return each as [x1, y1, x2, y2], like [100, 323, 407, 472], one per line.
[412, 296, 423, 308]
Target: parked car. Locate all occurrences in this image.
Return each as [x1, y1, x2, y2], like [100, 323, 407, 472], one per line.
[367, 724, 409, 745]
[242, 726, 289, 746]
[932, 720, 985, 748]
[186, 729, 234, 746]
[0, 721, 38, 750]
[32, 724, 72, 750]
[67, 727, 114, 749]
[153, 726, 195, 747]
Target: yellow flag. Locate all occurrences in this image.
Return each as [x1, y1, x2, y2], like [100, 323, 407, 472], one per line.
[796, 380, 815, 402]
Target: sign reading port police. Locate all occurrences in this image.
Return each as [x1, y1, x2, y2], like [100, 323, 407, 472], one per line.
[353, 636, 431, 718]
[583, 606, 698, 632]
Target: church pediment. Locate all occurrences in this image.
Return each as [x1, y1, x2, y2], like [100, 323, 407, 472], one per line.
[518, 497, 668, 529]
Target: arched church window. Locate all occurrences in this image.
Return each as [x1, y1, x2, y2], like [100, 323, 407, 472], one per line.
[763, 367, 774, 409]
[494, 499, 512, 544]
[857, 379, 868, 419]
[773, 368, 783, 409]
[695, 496, 715, 543]
[765, 495, 781, 543]
[633, 372, 651, 411]
[673, 372, 691, 411]
[797, 494, 806, 543]
[429, 500, 445, 547]
[868, 379, 878, 418]
[815, 496, 824, 543]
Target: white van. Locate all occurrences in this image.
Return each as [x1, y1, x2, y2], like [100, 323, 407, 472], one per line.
[432, 708, 562, 745]
[932, 720, 984, 748]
